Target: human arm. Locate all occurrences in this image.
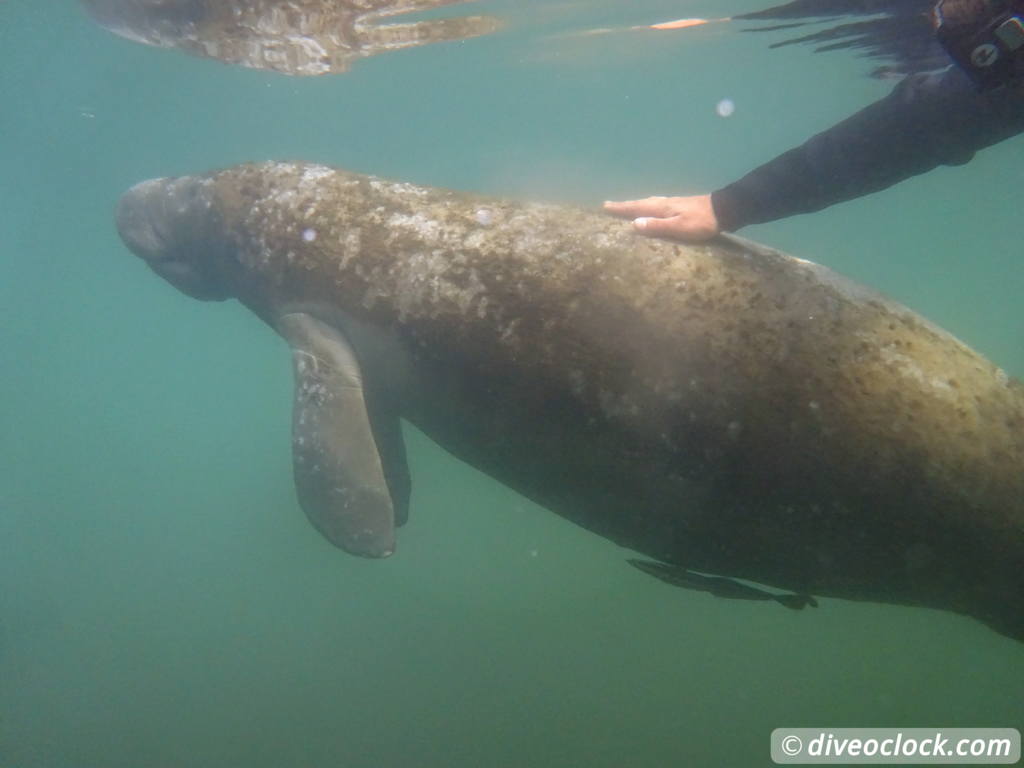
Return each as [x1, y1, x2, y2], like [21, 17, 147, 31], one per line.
[606, 66, 1024, 239]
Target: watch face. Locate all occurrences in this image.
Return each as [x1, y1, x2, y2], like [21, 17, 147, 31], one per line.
[936, 2, 1024, 88]
[971, 41, 1001, 66]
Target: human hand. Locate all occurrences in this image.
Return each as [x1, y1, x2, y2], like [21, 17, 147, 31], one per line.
[603, 194, 720, 241]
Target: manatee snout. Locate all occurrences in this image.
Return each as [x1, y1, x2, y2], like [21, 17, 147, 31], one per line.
[117, 178, 173, 260]
[116, 176, 232, 301]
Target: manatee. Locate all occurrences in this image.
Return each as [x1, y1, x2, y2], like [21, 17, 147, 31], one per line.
[80, 0, 500, 76]
[114, 162, 1024, 642]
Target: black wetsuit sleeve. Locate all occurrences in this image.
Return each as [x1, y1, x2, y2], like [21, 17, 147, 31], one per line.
[711, 66, 1024, 231]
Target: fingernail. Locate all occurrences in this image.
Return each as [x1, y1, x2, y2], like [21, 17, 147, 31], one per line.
[634, 217, 649, 229]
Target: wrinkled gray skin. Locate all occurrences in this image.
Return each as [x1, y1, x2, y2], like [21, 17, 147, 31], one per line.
[80, 0, 500, 76]
[115, 162, 1024, 643]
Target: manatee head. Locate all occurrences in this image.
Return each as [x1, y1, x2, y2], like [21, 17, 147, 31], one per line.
[117, 176, 235, 302]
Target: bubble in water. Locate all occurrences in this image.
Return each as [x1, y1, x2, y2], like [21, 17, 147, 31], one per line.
[475, 208, 493, 226]
[302, 228, 317, 242]
[716, 98, 735, 118]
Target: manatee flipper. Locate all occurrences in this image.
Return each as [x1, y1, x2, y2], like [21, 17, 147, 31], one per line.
[628, 559, 818, 610]
[278, 312, 398, 558]
[364, 388, 410, 528]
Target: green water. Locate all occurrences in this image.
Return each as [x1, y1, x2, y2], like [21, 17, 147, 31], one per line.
[1, 1, 1022, 766]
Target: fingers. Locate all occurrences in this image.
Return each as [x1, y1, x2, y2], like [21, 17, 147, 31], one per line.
[603, 193, 720, 242]
[603, 197, 674, 219]
[633, 215, 686, 237]
[634, 215, 719, 241]
[632, 214, 719, 242]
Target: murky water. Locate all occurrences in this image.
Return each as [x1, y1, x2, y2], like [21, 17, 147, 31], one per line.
[2, 2, 1022, 766]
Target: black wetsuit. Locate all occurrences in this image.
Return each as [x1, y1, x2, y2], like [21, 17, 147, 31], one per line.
[710, 66, 1024, 231]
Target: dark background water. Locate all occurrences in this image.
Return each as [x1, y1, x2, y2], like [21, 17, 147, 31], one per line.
[1, 1, 1021, 766]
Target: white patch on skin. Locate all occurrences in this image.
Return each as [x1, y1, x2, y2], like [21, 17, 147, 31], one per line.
[369, 179, 430, 199]
[335, 228, 360, 270]
[391, 250, 458, 319]
[514, 232, 559, 262]
[282, 35, 330, 72]
[875, 343, 961, 402]
[199, 32, 333, 75]
[464, 230, 486, 250]
[300, 165, 335, 185]
[387, 211, 443, 244]
[500, 319, 521, 346]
